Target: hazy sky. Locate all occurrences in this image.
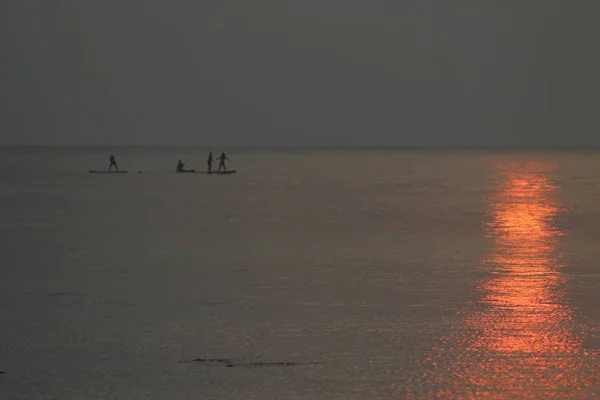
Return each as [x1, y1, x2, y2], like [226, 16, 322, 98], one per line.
[1, 1, 599, 146]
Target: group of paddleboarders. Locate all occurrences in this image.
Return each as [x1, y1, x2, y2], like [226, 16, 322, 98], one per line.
[178, 152, 229, 173]
[108, 152, 231, 173]
[207, 152, 229, 172]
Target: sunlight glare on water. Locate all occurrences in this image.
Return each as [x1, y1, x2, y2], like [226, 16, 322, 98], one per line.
[402, 161, 600, 399]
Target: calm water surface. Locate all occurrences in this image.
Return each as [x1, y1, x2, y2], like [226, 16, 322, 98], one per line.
[0, 148, 599, 399]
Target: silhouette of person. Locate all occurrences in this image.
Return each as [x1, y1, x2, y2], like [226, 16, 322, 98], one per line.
[109, 155, 118, 171]
[207, 152, 214, 173]
[176, 160, 184, 172]
[217, 153, 229, 172]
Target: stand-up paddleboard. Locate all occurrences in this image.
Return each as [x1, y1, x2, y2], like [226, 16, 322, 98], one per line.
[89, 170, 128, 174]
[206, 170, 237, 175]
[176, 169, 196, 173]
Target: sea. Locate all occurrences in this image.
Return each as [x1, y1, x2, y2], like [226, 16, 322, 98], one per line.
[1, 147, 600, 399]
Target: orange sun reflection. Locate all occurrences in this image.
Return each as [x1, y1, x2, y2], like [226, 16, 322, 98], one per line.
[399, 162, 599, 399]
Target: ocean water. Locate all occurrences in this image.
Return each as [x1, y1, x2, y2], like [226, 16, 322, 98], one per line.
[1, 147, 600, 399]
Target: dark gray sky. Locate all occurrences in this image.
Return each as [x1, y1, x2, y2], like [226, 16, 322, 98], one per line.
[1, 1, 599, 146]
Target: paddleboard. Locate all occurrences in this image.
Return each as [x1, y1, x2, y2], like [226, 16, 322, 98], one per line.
[176, 169, 196, 173]
[206, 170, 237, 175]
[89, 170, 128, 174]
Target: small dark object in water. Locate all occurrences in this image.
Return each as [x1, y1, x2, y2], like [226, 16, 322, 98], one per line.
[191, 358, 230, 363]
[47, 292, 84, 297]
[186, 358, 321, 368]
[226, 361, 319, 368]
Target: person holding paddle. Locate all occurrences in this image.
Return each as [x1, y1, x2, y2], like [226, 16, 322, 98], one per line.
[217, 153, 229, 172]
[207, 152, 214, 173]
[108, 155, 119, 171]
[175, 156, 194, 172]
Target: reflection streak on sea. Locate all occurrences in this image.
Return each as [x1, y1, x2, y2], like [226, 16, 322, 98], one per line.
[398, 162, 599, 399]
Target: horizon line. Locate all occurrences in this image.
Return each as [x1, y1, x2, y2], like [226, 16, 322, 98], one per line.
[2, 144, 600, 150]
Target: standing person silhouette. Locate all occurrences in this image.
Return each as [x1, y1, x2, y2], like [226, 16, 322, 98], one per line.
[108, 155, 119, 171]
[207, 152, 214, 173]
[217, 153, 229, 172]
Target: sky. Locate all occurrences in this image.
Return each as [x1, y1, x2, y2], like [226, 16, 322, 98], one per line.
[1, 1, 599, 147]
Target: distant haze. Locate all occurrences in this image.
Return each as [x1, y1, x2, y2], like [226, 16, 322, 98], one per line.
[1, 1, 599, 147]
